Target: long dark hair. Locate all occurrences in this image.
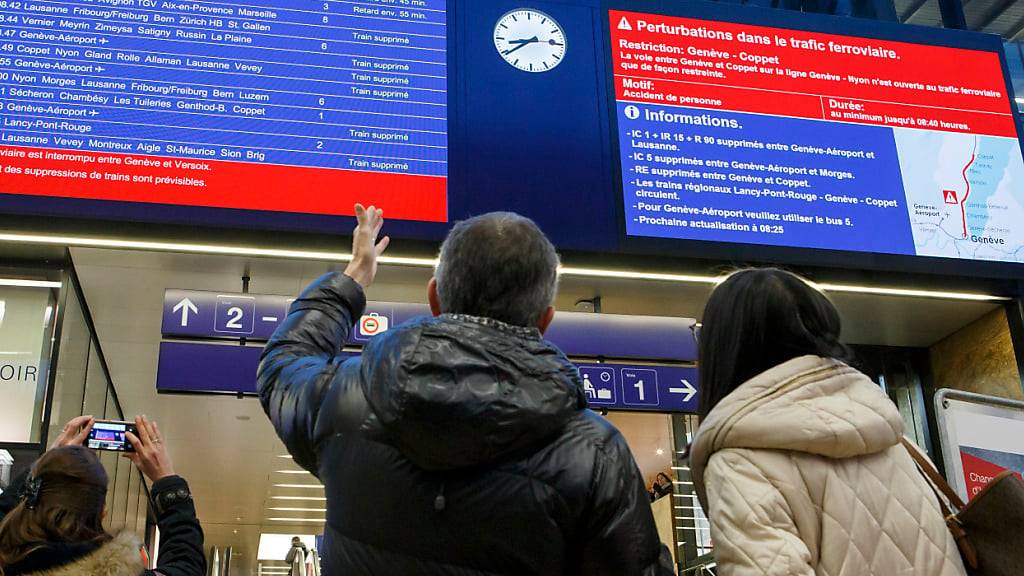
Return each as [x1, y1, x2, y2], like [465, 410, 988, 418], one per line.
[698, 268, 853, 418]
[0, 446, 111, 570]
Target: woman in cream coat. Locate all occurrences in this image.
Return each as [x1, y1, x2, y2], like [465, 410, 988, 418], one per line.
[689, 268, 967, 576]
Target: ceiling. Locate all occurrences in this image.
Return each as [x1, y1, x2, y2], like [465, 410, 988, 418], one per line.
[897, 0, 1024, 37]
[68, 246, 1001, 573]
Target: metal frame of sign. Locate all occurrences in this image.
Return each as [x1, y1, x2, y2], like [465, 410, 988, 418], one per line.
[934, 388, 1024, 500]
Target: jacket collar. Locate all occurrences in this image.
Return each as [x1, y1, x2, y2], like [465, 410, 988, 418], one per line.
[440, 313, 542, 340]
[6, 531, 143, 576]
[688, 356, 903, 510]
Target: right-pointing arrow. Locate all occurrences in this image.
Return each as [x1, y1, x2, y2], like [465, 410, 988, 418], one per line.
[668, 379, 697, 402]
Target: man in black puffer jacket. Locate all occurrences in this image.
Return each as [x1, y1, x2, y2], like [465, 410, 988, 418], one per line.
[258, 205, 674, 576]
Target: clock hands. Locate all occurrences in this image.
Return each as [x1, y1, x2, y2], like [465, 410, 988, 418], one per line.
[502, 36, 564, 56]
[503, 36, 539, 55]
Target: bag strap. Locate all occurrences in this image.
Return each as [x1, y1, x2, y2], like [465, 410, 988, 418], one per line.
[899, 438, 979, 569]
[900, 437, 966, 511]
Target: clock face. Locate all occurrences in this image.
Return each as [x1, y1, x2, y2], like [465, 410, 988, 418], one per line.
[493, 9, 567, 73]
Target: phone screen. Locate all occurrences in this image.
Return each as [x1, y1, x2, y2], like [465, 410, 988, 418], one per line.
[86, 421, 137, 452]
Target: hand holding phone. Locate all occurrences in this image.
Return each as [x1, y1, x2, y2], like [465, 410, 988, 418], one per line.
[50, 415, 95, 450]
[123, 415, 175, 482]
[86, 420, 138, 452]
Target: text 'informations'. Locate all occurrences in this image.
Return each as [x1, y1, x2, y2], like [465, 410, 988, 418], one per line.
[611, 10, 1024, 263]
[0, 1, 447, 221]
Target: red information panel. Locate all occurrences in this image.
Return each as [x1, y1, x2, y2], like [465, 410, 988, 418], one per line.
[0, 147, 447, 222]
[612, 10, 1024, 264]
[609, 10, 1016, 135]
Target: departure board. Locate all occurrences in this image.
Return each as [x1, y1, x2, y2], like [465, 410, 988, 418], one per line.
[0, 0, 447, 221]
[611, 10, 1024, 264]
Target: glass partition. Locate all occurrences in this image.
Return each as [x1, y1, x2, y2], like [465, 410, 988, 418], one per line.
[0, 283, 59, 444]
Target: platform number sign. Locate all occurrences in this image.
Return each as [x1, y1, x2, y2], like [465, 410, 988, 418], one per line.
[621, 368, 659, 406]
[214, 295, 256, 335]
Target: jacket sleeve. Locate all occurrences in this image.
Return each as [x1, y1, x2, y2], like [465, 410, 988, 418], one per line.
[149, 475, 206, 576]
[257, 272, 367, 473]
[0, 469, 28, 521]
[704, 450, 814, 576]
[579, 433, 676, 576]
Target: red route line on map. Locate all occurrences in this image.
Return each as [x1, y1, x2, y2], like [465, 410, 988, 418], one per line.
[960, 138, 979, 238]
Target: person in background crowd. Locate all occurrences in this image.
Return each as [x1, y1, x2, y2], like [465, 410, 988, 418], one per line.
[259, 205, 673, 575]
[285, 536, 308, 576]
[689, 268, 967, 576]
[0, 415, 206, 576]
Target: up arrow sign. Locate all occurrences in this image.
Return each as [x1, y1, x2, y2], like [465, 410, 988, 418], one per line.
[173, 298, 199, 327]
[669, 379, 697, 402]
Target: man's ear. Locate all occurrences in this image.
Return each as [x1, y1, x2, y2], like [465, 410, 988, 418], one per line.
[428, 278, 442, 317]
[537, 306, 555, 335]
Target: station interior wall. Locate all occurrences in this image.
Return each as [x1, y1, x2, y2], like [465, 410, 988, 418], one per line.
[929, 307, 1023, 401]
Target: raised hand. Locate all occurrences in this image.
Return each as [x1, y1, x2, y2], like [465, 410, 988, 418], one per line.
[344, 203, 390, 288]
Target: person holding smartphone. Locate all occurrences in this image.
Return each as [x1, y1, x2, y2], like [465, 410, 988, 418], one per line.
[0, 415, 206, 576]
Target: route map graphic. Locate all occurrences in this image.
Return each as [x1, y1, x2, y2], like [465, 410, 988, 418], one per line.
[611, 10, 1024, 264]
[897, 131, 1024, 262]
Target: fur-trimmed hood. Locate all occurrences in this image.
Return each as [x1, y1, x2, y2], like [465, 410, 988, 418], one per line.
[10, 531, 143, 576]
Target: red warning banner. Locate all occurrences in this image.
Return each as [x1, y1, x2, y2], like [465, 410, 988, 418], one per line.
[0, 146, 447, 222]
[610, 10, 1017, 137]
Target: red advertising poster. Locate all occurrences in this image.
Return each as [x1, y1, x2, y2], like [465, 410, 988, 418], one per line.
[960, 447, 1024, 499]
[950, 408, 1024, 500]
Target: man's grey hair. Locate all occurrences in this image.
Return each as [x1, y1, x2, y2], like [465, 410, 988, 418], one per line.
[434, 212, 560, 327]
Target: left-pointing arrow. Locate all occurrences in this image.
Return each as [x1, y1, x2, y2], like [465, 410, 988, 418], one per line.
[172, 298, 198, 327]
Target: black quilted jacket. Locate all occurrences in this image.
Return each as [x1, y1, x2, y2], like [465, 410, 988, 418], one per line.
[258, 272, 673, 576]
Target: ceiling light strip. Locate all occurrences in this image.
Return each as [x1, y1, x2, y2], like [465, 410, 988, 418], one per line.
[266, 517, 326, 523]
[271, 496, 327, 501]
[268, 507, 328, 512]
[0, 278, 62, 288]
[815, 282, 1008, 302]
[0, 232, 1009, 302]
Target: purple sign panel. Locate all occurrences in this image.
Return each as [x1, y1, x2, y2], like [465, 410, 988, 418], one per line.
[156, 341, 698, 412]
[162, 290, 697, 361]
[162, 290, 290, 341]
[156, 342, 264, 395]
[156, 341, 358, 395]
[577, 363, 698, 412]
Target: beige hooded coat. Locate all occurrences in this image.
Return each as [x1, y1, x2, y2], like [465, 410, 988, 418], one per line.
[689, 356, 968, 576]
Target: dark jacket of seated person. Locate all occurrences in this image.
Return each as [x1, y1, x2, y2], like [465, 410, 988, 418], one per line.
[258, 208, 673, 576]
[0, 417, 205, 576]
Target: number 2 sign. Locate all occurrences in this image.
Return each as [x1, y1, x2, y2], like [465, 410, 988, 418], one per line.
[214, 295, 256, 335]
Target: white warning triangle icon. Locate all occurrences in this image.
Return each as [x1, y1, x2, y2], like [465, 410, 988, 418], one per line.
[945, 190, 958, 203]
[618, 17, 633, 31]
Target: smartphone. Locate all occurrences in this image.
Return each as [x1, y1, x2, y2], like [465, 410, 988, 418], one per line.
[86, 420, 137, 452]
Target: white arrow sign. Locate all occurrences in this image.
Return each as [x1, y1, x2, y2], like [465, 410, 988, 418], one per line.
[668, 379, 697, 402]
[173, 298, 198, 327]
